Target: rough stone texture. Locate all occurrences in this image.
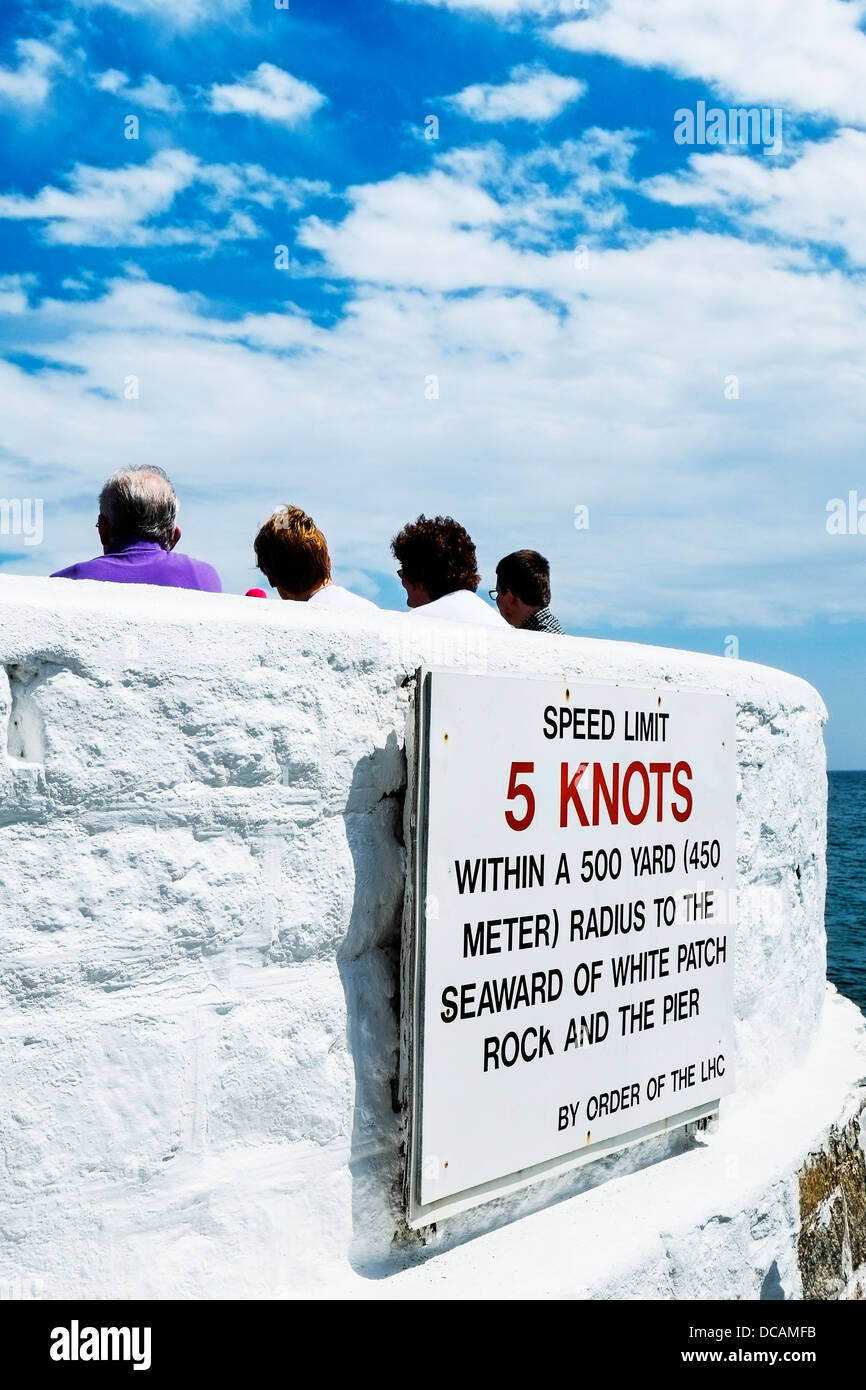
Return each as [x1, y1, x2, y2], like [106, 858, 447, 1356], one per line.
[0, 574, 860, 1299]
[798, 1111, 866, 1299]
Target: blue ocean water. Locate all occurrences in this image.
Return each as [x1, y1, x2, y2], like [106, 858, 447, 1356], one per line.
[826, 772, 866, 1016]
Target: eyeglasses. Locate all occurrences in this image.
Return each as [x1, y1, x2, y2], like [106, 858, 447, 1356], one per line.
[488, 589, 499, 601]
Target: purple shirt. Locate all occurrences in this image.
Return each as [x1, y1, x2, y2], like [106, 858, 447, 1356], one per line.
[51, 540, 221, 592]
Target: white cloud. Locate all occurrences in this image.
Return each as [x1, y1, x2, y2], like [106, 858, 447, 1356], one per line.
[0, 150, 200, 246]
[0, 149, 327, 248]
[0, 274, 34, 314]
[642, 129, 866, 266]
[93, 68, 126, 95]
[445, 64, 585, 122]
[551, 0, 866, 125]
[299, 131, 638, 288]
[94, 69, 182, 113]
[197, 163, 329, 212]
[129, 75, 182, 113]
[395, 0, 561, 13]
[299, 168, 527, 291]
[208, 63, 326, 127]
[70, 0, 245, 27]
[407, 0, 866, 126]
[2, 213, 864, 632]
[0, 38, 62, 106]
[2, 110, 864, 633]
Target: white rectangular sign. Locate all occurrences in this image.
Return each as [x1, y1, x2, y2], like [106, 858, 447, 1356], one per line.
[407, 670, 737, 1223]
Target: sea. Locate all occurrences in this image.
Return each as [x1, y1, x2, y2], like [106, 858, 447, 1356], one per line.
[827, 772, 866, 1016]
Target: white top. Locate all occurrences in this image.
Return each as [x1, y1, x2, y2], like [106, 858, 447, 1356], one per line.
[408, 589, 505, 627]
[308, 583, 379, 612]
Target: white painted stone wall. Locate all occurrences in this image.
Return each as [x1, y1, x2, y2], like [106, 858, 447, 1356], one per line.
[0, 574, 862, 1300]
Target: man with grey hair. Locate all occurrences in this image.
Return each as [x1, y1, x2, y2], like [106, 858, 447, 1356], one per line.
[51, 466, 221, 592]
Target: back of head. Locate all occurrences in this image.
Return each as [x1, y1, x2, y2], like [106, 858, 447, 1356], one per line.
[99, 466, 178, 549]
[254, 505, 331, 594]
[496, 549, 551, 608]
[391, 514, 480, 600]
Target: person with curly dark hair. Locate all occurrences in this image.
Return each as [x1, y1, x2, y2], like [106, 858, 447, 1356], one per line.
[391, 514, 504, 627]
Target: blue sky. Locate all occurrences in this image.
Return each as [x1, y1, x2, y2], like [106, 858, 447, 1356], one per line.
[1, 0, 866, 765]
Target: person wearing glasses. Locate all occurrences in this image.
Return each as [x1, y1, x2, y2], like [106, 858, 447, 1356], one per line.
[492, 550, 564, 634]
[392, 514, 504, 627]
